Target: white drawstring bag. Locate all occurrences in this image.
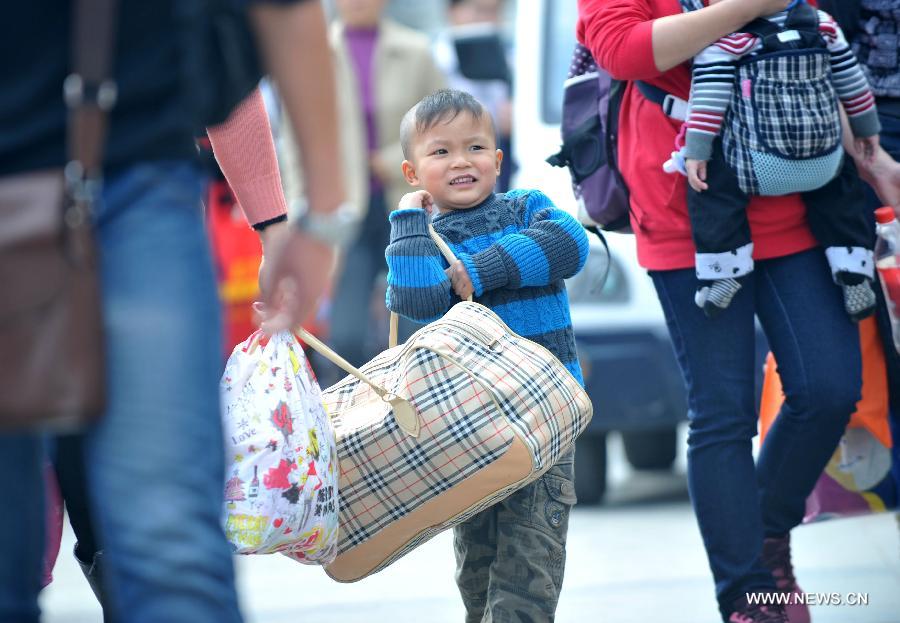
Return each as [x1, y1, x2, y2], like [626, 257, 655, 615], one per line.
[220, 330, 339, 564]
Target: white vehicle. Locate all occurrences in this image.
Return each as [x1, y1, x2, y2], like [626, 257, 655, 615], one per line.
[512, 0, 686, 503]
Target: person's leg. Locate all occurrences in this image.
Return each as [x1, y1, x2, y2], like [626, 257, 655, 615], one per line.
[761, 234, 865, 525]
[53, 435, 101, 559]
[0, 434, 44, 623]
[650, 267, 773, 621]
[752, 248, 861, 623]
[801, 157, 876, 320]
[865, 111, 900, 413]
[51, 434, 113, 619]
[86, 161, 241, 623]
[869, 110, 900, 545]
[482, 452, 575, 621]
[687, 139, 754, 317]
[453, 506, 496, 623]
[328, 194, 389, 373]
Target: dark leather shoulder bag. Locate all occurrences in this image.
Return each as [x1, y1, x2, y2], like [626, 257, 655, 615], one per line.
[0, 0, 118, 431]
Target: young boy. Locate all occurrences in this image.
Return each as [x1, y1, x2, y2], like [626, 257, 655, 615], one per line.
[385, 89, 588, 621]
[677, 0, 881, 319]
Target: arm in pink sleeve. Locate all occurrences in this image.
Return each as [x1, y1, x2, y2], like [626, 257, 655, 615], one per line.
[577, 0, 657, 80]
[206, 88, 288, 227]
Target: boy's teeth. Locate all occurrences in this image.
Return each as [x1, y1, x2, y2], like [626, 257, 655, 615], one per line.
[451, 176, 474, 185]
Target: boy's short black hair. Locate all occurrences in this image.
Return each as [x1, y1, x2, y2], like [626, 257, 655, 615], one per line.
[400, 89, 496, 160]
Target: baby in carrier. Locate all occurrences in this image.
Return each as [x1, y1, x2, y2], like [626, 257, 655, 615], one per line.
[673, 0, 881, 319]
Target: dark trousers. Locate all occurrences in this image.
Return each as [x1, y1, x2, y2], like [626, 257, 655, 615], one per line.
[688, 139, 871, 255]
[51, 435, 101, 561]
[651, 248, 861, 620]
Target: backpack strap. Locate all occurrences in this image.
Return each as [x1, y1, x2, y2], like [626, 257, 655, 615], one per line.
[635, 81, 688, 121]
[742, 17, 782, 42]
[742, 1, 823, 52]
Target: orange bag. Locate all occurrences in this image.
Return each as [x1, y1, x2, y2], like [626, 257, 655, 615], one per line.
[205, 179, 330, 358]
[759, 317, 897, 520]
[206, 180, 262, 355]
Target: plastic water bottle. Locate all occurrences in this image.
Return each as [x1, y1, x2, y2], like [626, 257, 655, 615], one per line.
[874, 206, 900, 354]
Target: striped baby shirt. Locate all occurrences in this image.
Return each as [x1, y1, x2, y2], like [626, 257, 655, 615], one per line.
[385, 189, 589, 385]
[684, 9, 881, 162]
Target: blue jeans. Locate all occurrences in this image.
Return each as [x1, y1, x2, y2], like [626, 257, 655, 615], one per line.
[650, 248, 861, 620]
[0, 161, 242, 623]
[0, 434, 45, 622]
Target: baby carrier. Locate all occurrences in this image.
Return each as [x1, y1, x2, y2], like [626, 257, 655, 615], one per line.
[718, 0, 844, 195]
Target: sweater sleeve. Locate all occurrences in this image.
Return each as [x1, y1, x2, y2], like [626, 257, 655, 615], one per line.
[818, 10, 881, 138]
[456, 190, 590, 297]
[206, 89, 289, 227]
[684, 37, 752, 161]
[385, 209, 455, 323]
[576, 0, 658, 80]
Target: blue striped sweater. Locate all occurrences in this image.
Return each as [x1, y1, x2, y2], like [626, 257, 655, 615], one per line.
[385, 189, 589, 385]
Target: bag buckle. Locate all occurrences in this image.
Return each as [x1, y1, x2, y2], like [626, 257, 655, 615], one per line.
[662, 94, 688, 122]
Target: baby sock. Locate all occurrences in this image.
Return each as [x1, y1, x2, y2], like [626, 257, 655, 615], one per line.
[695, 278, 742, 319]
[836, 272, 876, 322]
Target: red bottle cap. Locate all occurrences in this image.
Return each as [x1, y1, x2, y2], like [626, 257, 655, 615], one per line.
[875, 207, 897, 224]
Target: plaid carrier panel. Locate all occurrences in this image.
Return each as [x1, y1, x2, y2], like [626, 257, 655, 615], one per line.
[724, 50, 842, 194]
[322, 302, 592, 555]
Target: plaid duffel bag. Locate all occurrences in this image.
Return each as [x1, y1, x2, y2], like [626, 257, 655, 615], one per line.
[297, 294, 592, 582]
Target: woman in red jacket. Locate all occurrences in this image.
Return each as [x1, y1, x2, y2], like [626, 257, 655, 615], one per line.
[578, 1, 863, 622]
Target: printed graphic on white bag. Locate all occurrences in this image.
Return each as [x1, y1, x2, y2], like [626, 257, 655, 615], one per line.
[220, 331, 340, 564]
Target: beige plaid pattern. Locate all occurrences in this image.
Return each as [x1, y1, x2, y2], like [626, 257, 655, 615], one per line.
[321, 302, 592, 574]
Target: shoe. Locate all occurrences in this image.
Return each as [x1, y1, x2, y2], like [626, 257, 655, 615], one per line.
[728, 595, 788, 623]
[761, 535, 811, 623]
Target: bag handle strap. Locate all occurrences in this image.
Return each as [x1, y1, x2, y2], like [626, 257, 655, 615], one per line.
[388, 225, 472, 348]
[65, 0, 119, 207]
[292, 225, 470, 438]
[293, 326, 421, 437]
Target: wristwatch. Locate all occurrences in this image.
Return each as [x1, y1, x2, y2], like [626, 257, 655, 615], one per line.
[292, 200, 359, 247]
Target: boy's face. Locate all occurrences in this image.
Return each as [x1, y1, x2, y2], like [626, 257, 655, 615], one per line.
[402, 111, 503, 212]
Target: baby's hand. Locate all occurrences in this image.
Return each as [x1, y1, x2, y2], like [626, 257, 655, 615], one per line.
[445, 260, 474, 300]
[686, 159, 709, 192]
[855, 135, 880, 166]
[398, 190, 435, 215]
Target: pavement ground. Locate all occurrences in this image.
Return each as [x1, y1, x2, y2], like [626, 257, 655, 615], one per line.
[40, 434, 900, 623]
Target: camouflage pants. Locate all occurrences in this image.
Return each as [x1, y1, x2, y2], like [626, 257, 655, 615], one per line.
[453, 450, 576, 623]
